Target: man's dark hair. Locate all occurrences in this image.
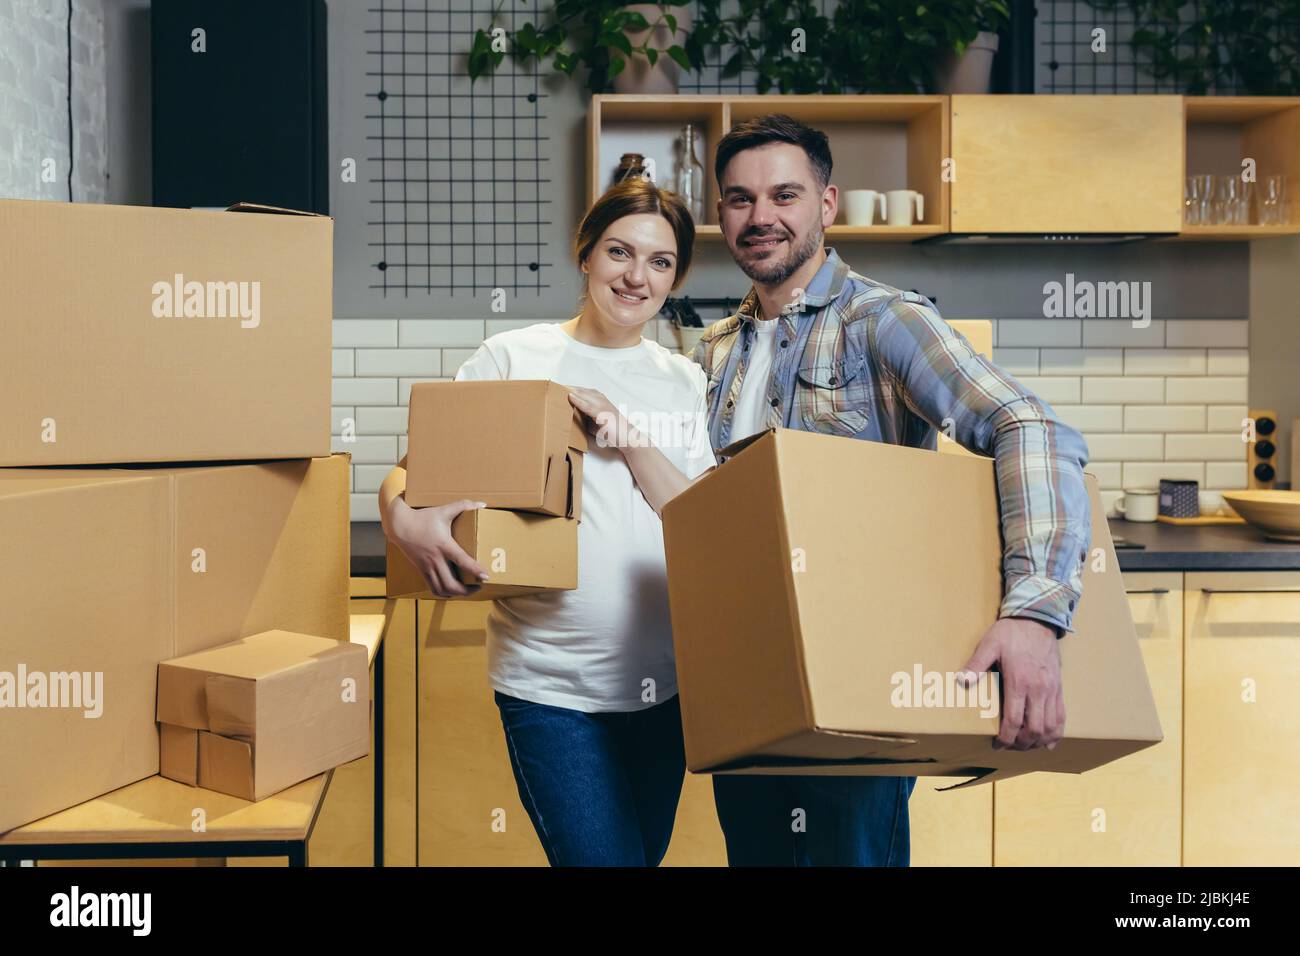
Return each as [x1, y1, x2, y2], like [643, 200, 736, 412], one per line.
[714, 113, 833, 191]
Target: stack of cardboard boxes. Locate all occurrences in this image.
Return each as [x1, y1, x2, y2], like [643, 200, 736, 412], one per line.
[0, 199, 361, 831]
[386, 380, 587, 599]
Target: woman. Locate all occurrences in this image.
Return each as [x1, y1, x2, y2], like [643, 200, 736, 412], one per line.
[378, 177, 715, 866]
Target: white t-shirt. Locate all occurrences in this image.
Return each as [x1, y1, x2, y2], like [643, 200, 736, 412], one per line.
[453, 321, 717, 712]
[729, 316, 780, 442]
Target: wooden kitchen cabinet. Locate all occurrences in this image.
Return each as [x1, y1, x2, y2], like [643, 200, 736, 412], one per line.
[415, 598, 727, 866]
[950, 95, 1184, 234]
[1183, 571, 1300, 866]
[910, 777, 993, 866]
[992, 572, 1183, 865]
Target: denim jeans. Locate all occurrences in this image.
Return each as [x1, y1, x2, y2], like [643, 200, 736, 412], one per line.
[712, 774, 918, 866]
[494, 690, 686, 866]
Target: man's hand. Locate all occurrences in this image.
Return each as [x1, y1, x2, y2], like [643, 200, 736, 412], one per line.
[959, 617, 1064, 751]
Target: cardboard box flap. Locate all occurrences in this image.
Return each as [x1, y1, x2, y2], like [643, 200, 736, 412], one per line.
[717, 427, 776, 462]
[198, 732, 255, 801]
[205, 674, 259, 738]
[225, 201, 324, 218]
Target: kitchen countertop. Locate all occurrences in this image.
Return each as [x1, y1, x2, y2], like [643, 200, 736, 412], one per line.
[350, 518, 1300, 578]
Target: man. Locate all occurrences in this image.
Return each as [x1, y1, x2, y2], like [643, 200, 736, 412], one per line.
[690, 114, 1092, 867]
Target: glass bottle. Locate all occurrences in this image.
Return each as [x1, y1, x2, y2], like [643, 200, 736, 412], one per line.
[676, 124, 705, 223]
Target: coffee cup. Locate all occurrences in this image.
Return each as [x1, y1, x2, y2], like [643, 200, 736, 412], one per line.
[1115, 488, 1159, 522]
[885, 189, 924, 226]
[844, 189, 887, 226]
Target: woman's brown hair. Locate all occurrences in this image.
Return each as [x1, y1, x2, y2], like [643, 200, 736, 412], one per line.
[573, 176, 695, 300]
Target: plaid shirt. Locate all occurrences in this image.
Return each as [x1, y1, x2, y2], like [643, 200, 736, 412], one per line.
[689, 248, 1093, 636]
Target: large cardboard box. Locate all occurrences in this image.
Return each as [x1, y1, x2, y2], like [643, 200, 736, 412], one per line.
[661, 429, 1162, 788]
[0, 200, 332, 466]
[386, 508, 578, 600]
[405, 381, 587, 516]
[158, 630, 369, 801]
[0, 455, 350, 833]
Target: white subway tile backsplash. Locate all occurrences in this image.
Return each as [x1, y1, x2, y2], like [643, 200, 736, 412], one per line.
[441, 349, 478, 377]
[356, 348, 442, 377]
[1123, 348, 1206, 375]
[331, 435, 396, 463]
[332, 377, 398, 406]
[1099, 490, 1124, 517]
[1081, 319, 1166, 348]
[399, 377, 452, 405]
[353, 464, 395, 495]
[350, 493, 380, 523]
[486, 318, 562, 336]
[333, 319, 399, 348]
[995, 319, 1081, 347]
[991, 348, 1038, 376]
[1086, 434, 1165, 461]
[356, 406, 409, 435]
[1206, 348, 1249, 375]
[1122, 461, 1204, 488]
[1056, 405, 1124, 431]
[1165, 319, 1248, 348]
[1039, 348, 1123, 375]
[1165, 377, 1247, 403]
[1206, 462, 1248, 489]
[1124, 405, 1206, 432]
[1083, 461, 1123, 489]
[1081, 377, 1164, 403]
[332, 349, 354, 377]
[331, 406, 354, 433]
[1206, 405, 1249, 431]
[1017, 376, 1080, 404]
[1166, 433, 1248, 461]
[400, 319, 487, 347]
[399, 435, 408, 460]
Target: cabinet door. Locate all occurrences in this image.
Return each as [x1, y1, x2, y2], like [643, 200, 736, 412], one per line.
[993, 572, 1183, 865]
[910, 777, 992, 866]
[1184, 571, 1300, 866]
[950, 95, 1183, 233]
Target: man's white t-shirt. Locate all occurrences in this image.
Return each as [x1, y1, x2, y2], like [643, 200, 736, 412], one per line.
[729, 315, 780, 442]
[453, 321, 717, 712]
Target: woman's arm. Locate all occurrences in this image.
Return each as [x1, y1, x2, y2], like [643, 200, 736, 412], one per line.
[568, 387, 711, 516]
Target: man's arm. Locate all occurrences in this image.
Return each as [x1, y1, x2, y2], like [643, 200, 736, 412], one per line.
[868, 296, 1092, 637]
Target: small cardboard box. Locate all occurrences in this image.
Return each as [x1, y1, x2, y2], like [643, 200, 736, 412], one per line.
[386, 507, 578, 600]
[0, 455, 350, 833]
[0, 199, 332, 466]
[405, 381, 587, 517]
[661, 428, 1162, 788]
[157, 630, 369, 801]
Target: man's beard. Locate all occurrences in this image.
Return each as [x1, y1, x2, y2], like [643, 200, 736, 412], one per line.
[732, 221, 823, 287]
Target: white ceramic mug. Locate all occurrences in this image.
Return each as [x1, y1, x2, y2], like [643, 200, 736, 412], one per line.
[885, 189, 924, 226]
[844, 189, 887, 226]
[1199, 490, 1231, 516]
[1115, 489, 1159, 522]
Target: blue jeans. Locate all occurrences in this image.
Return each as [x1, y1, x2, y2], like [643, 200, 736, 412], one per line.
[494, 690, 686, 866]
[712, 774, 918, 866]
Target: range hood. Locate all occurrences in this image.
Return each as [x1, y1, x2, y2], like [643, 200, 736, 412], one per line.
[918, 232, 1175, 246]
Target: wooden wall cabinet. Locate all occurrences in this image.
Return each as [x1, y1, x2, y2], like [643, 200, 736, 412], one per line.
[950, 94, 1184, 234]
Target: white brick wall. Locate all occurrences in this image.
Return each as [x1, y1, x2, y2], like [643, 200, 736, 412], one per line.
[0, 0, 107, 202]
[996, 319, 1251, 516]
[336, 315, 1254, 522]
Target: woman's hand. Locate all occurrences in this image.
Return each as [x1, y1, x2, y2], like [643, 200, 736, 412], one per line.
[389, 497, 490, 598]
[568, 387, 638, 448]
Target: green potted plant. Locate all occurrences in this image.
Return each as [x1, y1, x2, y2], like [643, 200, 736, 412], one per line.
[685, 0, 1010, 94]
[467, 1, 693, 95]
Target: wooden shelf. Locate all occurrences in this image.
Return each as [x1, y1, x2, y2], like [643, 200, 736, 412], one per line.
[590, 94, 949, 233]
[692, 223, 944, 242]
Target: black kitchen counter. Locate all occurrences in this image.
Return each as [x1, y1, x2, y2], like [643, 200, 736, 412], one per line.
[350, 518, 1300, 578]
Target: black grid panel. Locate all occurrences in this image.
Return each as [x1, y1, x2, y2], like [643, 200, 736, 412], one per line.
[365, 1, 552, 296]
[1039, 0, 1241, 94]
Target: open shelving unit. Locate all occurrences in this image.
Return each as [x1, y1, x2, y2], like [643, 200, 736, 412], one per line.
[1179, 96, 1300, 241]
[588, 94, 949, 242]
